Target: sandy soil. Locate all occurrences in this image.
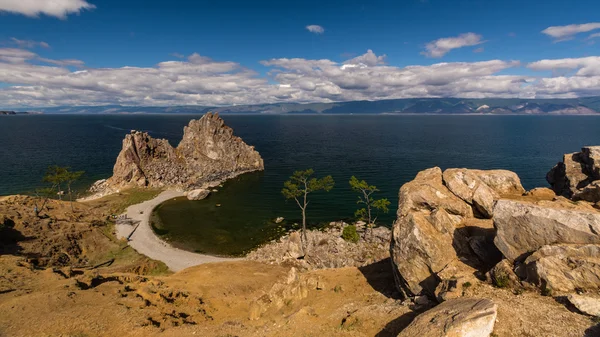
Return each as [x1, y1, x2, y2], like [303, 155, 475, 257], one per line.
[115, 190, 239, 272]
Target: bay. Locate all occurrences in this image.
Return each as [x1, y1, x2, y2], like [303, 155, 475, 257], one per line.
[2, 114, 600, 255]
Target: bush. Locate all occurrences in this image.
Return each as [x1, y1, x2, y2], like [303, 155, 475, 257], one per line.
[342, 225, 360, 243]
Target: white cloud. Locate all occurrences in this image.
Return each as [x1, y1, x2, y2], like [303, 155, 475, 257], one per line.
[588, 32, 600, 40]
[10, 38, 50, 49]
[542, 22, 600, 41]
[422, 33, 484, 58]
[306, 25, 325, 34]
[2, 49, 600, 107]
[473, 47, 484, 53]
[0, 0, 95, 19]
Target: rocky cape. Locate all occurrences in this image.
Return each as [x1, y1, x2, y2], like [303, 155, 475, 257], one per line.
[88, 113, 264, 197]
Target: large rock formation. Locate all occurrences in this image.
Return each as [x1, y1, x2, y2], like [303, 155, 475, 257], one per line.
[390, 167, 520, 298]
[547, 146, 600, 202]
[399, 298, 498, 337]
[92, 113, 264, 194]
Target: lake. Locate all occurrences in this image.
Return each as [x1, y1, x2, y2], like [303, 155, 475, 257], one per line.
[2, 114, 600, 255]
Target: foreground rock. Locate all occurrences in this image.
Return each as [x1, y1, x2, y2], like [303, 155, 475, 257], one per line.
[185, 188, 210, 200]
[399, 298, 497, 337]
[90, 113, 264, 195]
[390, 167, 517, 297]
[523, 244, 600, 292]
[567, 294, 600, 317]
[547, 146, 600, 202]
[247, 223, 390, 270]
[493, 199, 600, 262]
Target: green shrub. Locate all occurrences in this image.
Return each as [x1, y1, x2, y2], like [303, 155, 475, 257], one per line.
[342, 225, 360, 243]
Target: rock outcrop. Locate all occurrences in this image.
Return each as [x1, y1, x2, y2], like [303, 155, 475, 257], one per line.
[390, 167, 521, 298]
[399, 298, 498, 337]
[547, 146, 600, 202]
[493, 199, 600, 262]
[248, 222, 390, 270]
[92, 113, 264, 194]
[522, 244, 600, 292]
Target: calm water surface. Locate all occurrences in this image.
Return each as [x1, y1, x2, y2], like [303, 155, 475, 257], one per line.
[2, 114, 600, 255]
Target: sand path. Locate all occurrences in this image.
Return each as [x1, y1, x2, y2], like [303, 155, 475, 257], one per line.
[115, 190, 239, 271]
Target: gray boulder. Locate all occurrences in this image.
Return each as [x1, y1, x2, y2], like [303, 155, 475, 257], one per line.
[493, 199, 600, 262]
[399, 298, 497, 337]
[567, 294, 600, 317]
[523, 244, 600, 292]
[547, 146, 600, 202]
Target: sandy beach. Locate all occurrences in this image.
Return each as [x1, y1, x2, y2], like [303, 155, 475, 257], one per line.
[115, 190, 239, 271]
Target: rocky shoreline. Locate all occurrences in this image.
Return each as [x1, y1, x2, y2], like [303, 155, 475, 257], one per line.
[85, 112, 264, 200]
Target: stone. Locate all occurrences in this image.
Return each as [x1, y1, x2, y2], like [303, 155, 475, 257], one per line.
[547, 146, 600, 202]
[573, 181, 600, 202]
[489, 259, 520, 289]
[523, 244, 600, 292]
[442, 168, 525, 218]
[186, 188, 210, 200]
[493, 199, 600, 262]
[275, 217, 284, 224]
[524, 187, 556, 200]
[567, 294, 600, 316]
[91, 113, 264, 194]
[398, 298, 497, 337]
[442, 169, 498, 218]
[247, 225, 391, 270]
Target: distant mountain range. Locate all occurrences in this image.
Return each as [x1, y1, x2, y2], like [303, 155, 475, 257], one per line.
[9, 97, 600, 115]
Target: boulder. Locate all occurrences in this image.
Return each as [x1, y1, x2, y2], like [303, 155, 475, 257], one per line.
[489, 259, 520, 289]
[523, 244, 600, 292]
[493, 199, 600, 262]
[567, 294, 600, 317]
[523, 187, 556, 200]
[442, 169, 499, 218]
[391, 168, 473, 297]
[442, 169, 525, 218]
[547, 146, 600, 202]
[92, 113, 264, 193]
[398, 298, 497, 337]
[186, 189, 210, 200]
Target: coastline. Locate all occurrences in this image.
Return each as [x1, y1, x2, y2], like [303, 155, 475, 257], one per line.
[115, 190, 239, 271]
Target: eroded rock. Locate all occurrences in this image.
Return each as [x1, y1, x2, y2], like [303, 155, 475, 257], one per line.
[91, 113, 264, 194]
[523, 244, 600, 292]
[186, 189, 210, 201]
[547, 146, 600, 202]
[568, 294, 600, 317]
[493, 199, 600, 262]
[398, 298, 497, 337]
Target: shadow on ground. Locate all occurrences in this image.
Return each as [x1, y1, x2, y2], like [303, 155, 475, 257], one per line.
[358, 258, 402, 299]
[374, 310, 418, 337]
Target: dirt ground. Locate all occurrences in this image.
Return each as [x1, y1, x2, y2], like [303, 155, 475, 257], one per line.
[1, 194, 599, 337]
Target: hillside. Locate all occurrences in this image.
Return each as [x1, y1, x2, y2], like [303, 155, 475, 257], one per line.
[12, 96, 600, 115]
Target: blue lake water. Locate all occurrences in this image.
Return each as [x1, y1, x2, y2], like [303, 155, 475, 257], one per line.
[2, 114, 600, 255]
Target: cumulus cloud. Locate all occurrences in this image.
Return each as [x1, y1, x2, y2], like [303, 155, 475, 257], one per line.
[306, 25, 325, 34]
[422, 33, 484, 58]
[2, 49, 600, 107]
[542, 22, 600, 41]
[10, 38, 50, 49]
[0, 0, 95, 19]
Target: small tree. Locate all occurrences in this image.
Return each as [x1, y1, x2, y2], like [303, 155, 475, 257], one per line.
[43, 166, 69, 200]
[65, 169, 85, 212]
[349, 176, 390, 234]
[282, 169, 334, 247]
[32, 187, 56, 217]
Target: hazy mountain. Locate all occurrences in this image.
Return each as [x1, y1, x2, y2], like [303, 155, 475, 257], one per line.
[12, 97, 600, 115]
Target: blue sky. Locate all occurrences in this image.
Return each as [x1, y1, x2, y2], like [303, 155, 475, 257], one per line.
[1, 0, 600, 107]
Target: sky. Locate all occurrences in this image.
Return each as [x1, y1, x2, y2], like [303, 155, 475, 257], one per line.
[1, 0, 600, 107]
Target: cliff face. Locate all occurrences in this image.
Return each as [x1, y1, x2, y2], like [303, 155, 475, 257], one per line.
[98, 113, 264, 192]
